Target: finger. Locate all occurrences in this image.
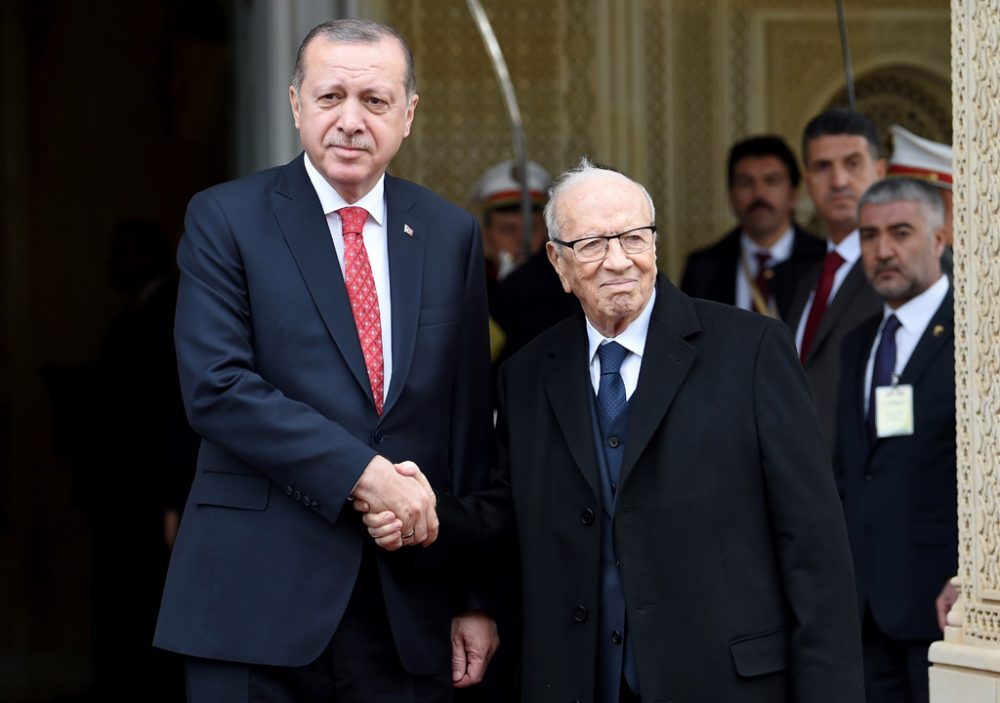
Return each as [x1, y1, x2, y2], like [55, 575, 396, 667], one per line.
[375, 533, 403, 551]
[367, 520, 403, 539]
[422, 504, 440, 547]
[361, 510, 398, 529]
[464, 651, 486, 685]
[351, 499, 371, 513]
[936, 598, 948, 631]
[394, 460, 419, 477]
[451, 637, 467, 684]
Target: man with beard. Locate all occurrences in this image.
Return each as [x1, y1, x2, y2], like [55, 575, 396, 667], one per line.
[787, 109, 886, 451]
[834, 177, 955, 703]
[682, 135, 825, 321]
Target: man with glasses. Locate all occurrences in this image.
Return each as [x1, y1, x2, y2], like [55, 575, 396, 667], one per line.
[360, 159, 864, 702]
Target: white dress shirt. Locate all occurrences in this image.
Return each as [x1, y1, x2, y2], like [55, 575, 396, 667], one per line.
[304, 156, 393, 399]
[736, 227, 795, 311]
[586, 289, 657, 400]
[795, 229, 862, 352]
[863, 274, 950, 409]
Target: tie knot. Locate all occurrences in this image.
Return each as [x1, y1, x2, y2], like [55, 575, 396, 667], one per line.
[598, 341, 628, 375]
[338, 206, 369, 237]
[754, 251, 772, 270]
[882, 314, 901, 337]
[823, 249, 845, 273]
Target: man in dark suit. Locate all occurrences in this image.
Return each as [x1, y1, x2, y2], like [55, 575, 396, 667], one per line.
[681, 135, 825, 321]
[362, 159, 864, 702]
[154, 19, 497, 702]
[787, 109, 887, 451]
[835, 177, 956, 703]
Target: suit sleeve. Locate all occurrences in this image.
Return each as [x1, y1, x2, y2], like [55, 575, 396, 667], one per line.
[753, 320, 864, 700]
[174, 190, 377, 525]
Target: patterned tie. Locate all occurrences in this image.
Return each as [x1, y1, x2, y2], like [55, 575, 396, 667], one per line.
[867, 314, 901, 441]
[597, 342, 628, 420]
[753, 252, 772, 310]
[799, 250, 845, 363]
[339, 206, 384, 414]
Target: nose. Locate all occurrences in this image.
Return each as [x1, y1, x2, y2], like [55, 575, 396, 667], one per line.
[336, 98, 366, 136]
[874, 232, 894, 260]
[601, 238, 632, 270]
[830, 162, 849, 189]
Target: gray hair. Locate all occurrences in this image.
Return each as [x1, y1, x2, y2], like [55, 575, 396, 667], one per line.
[291, 19, 416, 98]
[858, 177, 945, 233]
[543, 157, 657, 242]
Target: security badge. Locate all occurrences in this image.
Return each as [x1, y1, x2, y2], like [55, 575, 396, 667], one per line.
[875, 374, 914, 438]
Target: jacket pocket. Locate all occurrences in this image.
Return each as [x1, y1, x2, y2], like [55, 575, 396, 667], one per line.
[195, 470, 271, 511]
[729, 628, 789, 677]
[419, 303, 464, 327]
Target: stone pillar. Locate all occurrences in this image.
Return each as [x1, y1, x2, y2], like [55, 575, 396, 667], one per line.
[928, 2, 1000, 700]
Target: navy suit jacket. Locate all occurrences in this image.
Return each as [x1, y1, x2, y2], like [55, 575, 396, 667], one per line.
[834, 287, 957, 642]
[680, 224, 825, 323]
[438, 277, 864, 702]
[154, 155, 493, 672]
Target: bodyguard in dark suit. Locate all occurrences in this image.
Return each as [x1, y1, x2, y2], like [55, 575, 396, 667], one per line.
[787, 109, 887, 451]
[681, 135, 825, 321]
[362, 160, 864, 702]
[155, 20, 497, 702]
[835, 178, 956, 703]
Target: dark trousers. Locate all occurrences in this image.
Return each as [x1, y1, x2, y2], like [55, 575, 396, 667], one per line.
[185, 546, 452, 703]
[862, 607, 932, 703]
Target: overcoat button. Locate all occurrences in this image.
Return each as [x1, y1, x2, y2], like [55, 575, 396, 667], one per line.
[608, 436, 620, 448]
[580, 508, 595, 526]
[573, 605, 588, 623]
[612, 630, 623, 645]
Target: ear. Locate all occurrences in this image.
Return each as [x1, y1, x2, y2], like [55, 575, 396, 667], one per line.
[546, 241, 573, 294]
[931, 224, 947, 258]
[874, 158, 888, 179]
[289, 86, 301, 129]
[402, 94, 419, 138]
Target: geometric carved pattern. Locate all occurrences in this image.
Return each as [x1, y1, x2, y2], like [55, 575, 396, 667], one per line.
[953, 0, 1000, 649]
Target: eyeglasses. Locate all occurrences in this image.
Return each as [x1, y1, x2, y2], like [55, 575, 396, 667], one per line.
[551, 225, 657, 263]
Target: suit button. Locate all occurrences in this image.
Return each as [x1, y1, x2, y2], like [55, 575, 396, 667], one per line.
[608, 436, 620, 448]
[580, 508, 595, 526]
[612, 630, 623, 645]
[373, 429, 384, 443]
[573, 605, 588, 623]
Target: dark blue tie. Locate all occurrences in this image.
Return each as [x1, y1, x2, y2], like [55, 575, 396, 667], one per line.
[598, 342, 628, 420]
[867, 314, 901, 441]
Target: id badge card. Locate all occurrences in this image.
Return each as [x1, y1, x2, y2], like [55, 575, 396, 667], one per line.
[875, 384, 914, 438]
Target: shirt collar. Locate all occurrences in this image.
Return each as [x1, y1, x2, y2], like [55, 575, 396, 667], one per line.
[829, 229, 861, 266]
[303, 154, 386, 226]
[739, 225, 795, 261]
[586, 288, 657, 365]
[882, 274, 949, 334]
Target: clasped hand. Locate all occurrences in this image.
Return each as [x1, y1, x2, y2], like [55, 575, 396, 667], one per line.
[351, 457, 436, 549]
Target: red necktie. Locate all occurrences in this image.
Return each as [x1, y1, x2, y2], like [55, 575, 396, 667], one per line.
[799, 250, 845, 363]
[339, 206, 384, 414]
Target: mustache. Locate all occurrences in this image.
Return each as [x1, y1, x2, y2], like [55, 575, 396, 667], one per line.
[745, 199, 774, 213]
[324, 134, 374, 152]
[827, 187, 856, 201]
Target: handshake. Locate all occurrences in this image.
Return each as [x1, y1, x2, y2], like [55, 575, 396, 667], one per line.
[351, 455, 437, 551]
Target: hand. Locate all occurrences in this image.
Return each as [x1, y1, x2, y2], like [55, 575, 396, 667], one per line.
[351, 457, 438, 547]
[451, 611, 498, 688]
[936, 579, 959, 631]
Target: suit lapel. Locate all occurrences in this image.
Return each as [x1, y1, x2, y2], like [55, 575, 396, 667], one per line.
[273, 155, 371, 399]
[382, 175, 425, 416]
[543, 316, 602, 500]
[899, 287, 954, 387]
[620, 279, 698, 487]
[786, 260, 822, 334]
